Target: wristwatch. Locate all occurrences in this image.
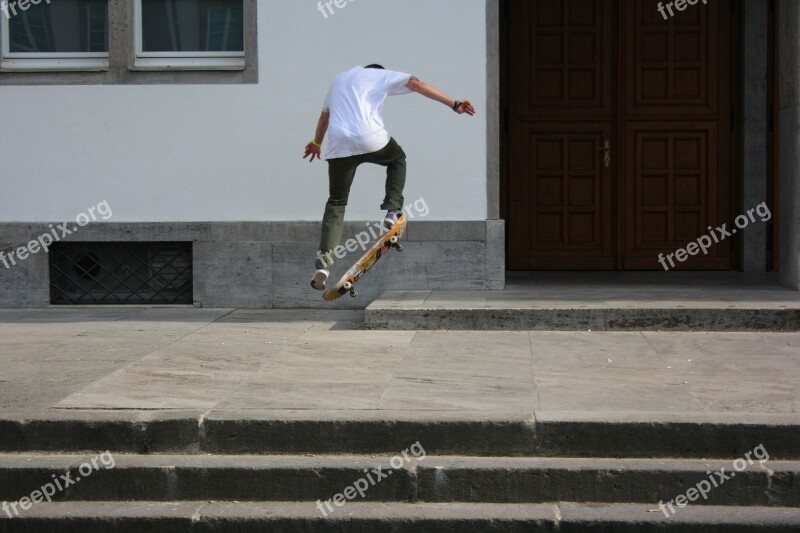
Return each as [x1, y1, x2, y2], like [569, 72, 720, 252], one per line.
[452, 100, 462, 111]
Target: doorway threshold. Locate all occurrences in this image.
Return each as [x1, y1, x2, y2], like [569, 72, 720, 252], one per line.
[366, 272, 800, 331]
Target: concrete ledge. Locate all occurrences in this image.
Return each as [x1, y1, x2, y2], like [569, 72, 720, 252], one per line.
[0, 454, 417, 503]
[0, 455, 795, 506]
[416, 457, 799, 506]
[201, 410, 534, 455]
[0, 410, 204, 454]
[532, 411, 800, 460]
[1, 410, 799, 459]
[1, 502, 799, 532]
[366, 282, 800, 332]
[365, 307, 800, 331]
[0, 221, 488, 244]
[367, 273, 800, 331]
[0, 221, 500, 309]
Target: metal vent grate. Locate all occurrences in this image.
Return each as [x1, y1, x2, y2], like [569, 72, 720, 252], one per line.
[50, 242, 193, 305]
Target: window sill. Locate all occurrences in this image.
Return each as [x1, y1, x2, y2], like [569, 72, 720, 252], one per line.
[132, 57, 245, 71]
[0, 58, 109, 72]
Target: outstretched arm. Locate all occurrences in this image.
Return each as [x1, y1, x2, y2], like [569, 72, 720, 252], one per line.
[303, 111, 330, 162]
[406, 77, 476, 116]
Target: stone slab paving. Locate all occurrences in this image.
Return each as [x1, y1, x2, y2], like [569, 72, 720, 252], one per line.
[0, 309, 797, 414]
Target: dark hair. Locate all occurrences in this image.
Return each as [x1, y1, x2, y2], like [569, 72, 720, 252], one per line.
[364, 64, 385, 70]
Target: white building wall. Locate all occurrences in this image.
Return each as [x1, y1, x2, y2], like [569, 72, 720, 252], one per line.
[0, 0, 487, 223]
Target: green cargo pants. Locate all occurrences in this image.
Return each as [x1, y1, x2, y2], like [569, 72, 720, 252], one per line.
[316, 138, 406, 269]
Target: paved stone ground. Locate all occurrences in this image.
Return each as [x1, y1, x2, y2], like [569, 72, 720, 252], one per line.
[0, 308, 798, 413]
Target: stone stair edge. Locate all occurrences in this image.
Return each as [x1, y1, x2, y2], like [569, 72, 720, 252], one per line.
[1, 409, 798, 458]
[1, 453, 797, 468]
[1, 501, 799, 526]
[1, 408, 799, 425]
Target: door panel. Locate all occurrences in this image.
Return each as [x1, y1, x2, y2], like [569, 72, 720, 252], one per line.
[506, 0, 735, 271]
[621, 0, 732, 269]
[625, 0, 719, 116]
[508, 0, 615, 270]
[514, 0, 614, 119]
[510, 123, 614, 269]
[622, 122, 730, 269]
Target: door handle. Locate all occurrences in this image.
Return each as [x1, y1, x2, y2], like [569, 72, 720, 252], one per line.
[596, 141, 611, 168]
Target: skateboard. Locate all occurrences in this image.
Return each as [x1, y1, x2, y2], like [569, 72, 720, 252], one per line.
[323, 215, 407, 301]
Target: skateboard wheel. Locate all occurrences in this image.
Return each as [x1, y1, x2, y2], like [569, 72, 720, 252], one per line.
[343, 281, 353, 290]
[350, 289, 358, 298]
[389, 236, 398, 244]
[395, 244, 404, 252]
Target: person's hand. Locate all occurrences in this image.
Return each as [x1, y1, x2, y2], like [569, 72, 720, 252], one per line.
[455, 100, 476, 116]
[304, 141, 322, 162]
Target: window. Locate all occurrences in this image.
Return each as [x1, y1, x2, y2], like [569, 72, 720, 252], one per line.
[0, 0, 109, 71]
[0, 0, 255, 82]
[134, 0, 244, 70]
[50, 242, 193, 305]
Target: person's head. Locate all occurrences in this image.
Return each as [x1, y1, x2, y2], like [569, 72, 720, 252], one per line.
[365, 64, 385, 70]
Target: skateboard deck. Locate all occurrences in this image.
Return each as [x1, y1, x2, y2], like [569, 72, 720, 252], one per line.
[323, 215, 407, 301]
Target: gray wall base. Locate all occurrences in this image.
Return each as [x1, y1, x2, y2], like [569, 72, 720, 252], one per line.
[780, 0, 800, 289]
[0, 221, 505, 309]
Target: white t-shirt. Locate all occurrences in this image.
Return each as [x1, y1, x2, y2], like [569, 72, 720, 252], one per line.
[322, 66, 412, 160]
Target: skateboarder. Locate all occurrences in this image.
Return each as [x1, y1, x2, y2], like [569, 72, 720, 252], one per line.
[304, 64, 476, 290]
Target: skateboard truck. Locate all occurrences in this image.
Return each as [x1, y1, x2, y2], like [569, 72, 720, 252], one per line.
[390, 235, 403, 252]
[343, 281, 357, 297]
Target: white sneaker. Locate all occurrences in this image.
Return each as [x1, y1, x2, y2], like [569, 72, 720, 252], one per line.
[383, 210, 401, 229]
[310, 269, 329, 291]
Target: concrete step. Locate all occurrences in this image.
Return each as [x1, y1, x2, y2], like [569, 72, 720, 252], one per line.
[365, 289, 800, 331]
[0, 502, 799, 532]
[365, 304, 800, 332]
[0, 455, 796, 507]
[2, 410, 799, 459]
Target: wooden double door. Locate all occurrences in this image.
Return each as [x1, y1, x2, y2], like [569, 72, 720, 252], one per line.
[505, 0, 736, 270]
